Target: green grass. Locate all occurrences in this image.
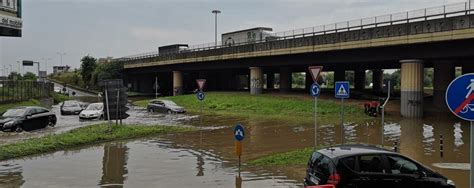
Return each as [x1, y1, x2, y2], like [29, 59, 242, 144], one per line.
[0, 99, 42, 114]
[248, 147, 314, 166]
[134, 92, 364, 119]
[0, 124, 192, 161]
[52, 93, 72, 104]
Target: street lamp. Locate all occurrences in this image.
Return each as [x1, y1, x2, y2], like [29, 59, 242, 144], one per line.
[211, 10, 221, 47]
[57, 52, 66, 67]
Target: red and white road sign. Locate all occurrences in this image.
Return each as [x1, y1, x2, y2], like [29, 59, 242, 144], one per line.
[196, 79, 207, 90]
[308, 66, 323, 82]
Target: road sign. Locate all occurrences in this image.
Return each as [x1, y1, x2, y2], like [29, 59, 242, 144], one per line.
[335, 81, 350, 99]
[308, 66, 323, 82]
[234, 124, 245, 141]
[446, 74, 474, 121]
[196, 91, 205, 101]
[196, 79, 206, 90]
[22, 60, 34, 66]
[310, 83, 321, 97]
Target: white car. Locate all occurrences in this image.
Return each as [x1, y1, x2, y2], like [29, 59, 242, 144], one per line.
[54, 86, 62, 93]
[79, 103, 104, 120]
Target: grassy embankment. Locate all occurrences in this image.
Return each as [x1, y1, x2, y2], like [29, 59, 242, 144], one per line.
[134, 92, 365, 121]
[248, 148, 314, 166]
[0, 124, 192, 161]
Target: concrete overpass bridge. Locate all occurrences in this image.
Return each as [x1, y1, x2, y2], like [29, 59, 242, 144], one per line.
[118, 2, 474, 118]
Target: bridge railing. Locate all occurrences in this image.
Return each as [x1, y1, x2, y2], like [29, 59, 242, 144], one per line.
[119, 1, 474, 63]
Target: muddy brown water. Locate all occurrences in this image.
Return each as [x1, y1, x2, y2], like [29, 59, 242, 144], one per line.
[0, 104, 470, 187]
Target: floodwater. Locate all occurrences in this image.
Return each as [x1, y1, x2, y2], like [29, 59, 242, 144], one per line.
[0, 139, 300, 187]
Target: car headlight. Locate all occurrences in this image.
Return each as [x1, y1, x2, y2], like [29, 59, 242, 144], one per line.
[447, 179, 455, 186]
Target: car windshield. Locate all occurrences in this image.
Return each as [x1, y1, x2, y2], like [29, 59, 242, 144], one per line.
[63, 101, 80, 107]
[86, 103, 103, 110]
[163, 101, 177, 106]
[309, 152, 335, 178]
[2, 108, 27, 117]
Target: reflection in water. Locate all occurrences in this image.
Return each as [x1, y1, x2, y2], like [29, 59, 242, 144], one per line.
[383, 122, 401, 143]
[196, 154, 205, 177]
[319, 124, 335, 146]
[100, 143, 129, 188]
[422, 124, 435, 155]
[344, 122, 358, 143]
[0, 163, 24, 187]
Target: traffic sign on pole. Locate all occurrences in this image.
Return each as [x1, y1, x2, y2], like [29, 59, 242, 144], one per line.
[335, 81, 350, 99]
[196, 79, 207, 90]
[445, 73, 474, 187]
[234, 124, 245, 141]
[196, 91, 205, 101]
[310, 83, 321, 97]
[308, 66, 323, 82]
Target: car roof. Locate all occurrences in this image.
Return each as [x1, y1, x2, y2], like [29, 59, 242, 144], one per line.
[317, 144, 394, 159]
[150, 99, 172, 102]
[11, 106, 49, 110]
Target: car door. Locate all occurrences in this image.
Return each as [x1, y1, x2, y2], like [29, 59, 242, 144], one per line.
[22, 109, 37, 131]
[156, 101, 166, 113]
[351, 154, 394, 188]
[384, 154, 441, 188]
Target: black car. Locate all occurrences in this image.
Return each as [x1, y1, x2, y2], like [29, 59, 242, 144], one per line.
[304, 145, 455, 188]
[147, 99, 185, 113]
[0, 106, 57, 132]
[60, 100, 84, 115]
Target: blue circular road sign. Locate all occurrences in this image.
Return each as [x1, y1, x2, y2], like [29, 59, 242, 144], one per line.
[310, 83, 321, 97]
[446, 73, 474, 121]
[196, 91, 205, 101]
[234, 124, 245, 141]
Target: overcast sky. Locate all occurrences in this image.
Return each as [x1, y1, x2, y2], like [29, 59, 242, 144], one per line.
[0, 0, 468, 75]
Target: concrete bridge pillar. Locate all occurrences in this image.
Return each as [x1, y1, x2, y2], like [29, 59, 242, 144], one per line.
[463, 62, 474, 74]
[355, 69, 366, 91]
[372, 69, 383, 92]
[173, 71, 183, 96]
[279, 67, 291, 92]
[400, 60, 424, 118]
[433, 61, 455, 111]
[250, 67, 263, 95]
[266, 73, 274, 89]
[334, 69, 345, 82]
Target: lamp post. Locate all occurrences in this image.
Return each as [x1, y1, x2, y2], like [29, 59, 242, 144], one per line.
[57, 52, 66, 67]
[211, 10, 221, 47]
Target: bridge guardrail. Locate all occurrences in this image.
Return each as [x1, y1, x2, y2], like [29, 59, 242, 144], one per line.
[118, 1, 474, 64]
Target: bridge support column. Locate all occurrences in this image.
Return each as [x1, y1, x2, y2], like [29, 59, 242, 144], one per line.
[372, 69, 383, 92]
[173, 71, 183, 96]
[433, 61, 455, 111]
[280, 67, 291, 92]
[334, 69, 345, 82]
[250, 67, 263, 95]
[400, 60, 424, 118]
[463, 62, 474, 74]
[355, 69, 366, 91]
[266, 73, 274, 89]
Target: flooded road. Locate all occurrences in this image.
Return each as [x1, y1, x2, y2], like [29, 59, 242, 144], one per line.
[0, 138, 299, 187]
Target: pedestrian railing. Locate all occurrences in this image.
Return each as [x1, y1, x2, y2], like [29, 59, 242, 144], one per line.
[0, 81, 54, 104]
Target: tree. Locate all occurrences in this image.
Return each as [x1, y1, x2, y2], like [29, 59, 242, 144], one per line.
[80, 55, 97, 87]
[8, 72, 22, 80]
[23, 72, 37, 80]
[91, 61, 124, 87]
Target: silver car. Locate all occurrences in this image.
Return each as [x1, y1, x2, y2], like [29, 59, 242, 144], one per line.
[79, 103, 104, 120]
[147, 100, 185, 113]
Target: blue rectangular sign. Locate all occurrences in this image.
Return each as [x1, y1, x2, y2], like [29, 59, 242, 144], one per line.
[335, 81, 350, 99]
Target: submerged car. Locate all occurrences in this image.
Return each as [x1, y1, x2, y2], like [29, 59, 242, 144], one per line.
[147, 99, 185, 113]
[79, 103, 104, 120]
[0, 106, 56, 132]
[60, 100, 84, 115]
[304, 145, 455, 188]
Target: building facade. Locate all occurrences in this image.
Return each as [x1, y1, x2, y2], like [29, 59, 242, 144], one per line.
[0, 0, 22, 37]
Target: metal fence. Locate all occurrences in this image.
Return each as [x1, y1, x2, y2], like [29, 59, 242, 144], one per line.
[0, 81, 54, 104]
[118, 1, 474, 62]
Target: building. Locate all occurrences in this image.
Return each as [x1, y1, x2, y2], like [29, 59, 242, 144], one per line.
[0, 0, 22, 37]
[53, 65, 70, 74]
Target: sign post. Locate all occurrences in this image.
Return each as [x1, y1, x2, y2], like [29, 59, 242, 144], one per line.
[309, 66, 323, 150]
[234, 124, 245, 170]
[446, 73, 474, 187]
[196, 79, 206, 129]
[380, 81, 391, 147]
[335, 81, 350, 144]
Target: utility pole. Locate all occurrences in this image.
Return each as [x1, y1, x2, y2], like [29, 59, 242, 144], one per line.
[211, 10, 221, 47]
[57, 52, 66, 67]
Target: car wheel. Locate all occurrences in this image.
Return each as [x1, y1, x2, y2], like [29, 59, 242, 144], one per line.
[48, 116, 56, 127]
[150, 108, 155, 113]
[167, 109, 172, 114]
[15, 125, 23, 132]
[99, 115, 103, 120]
